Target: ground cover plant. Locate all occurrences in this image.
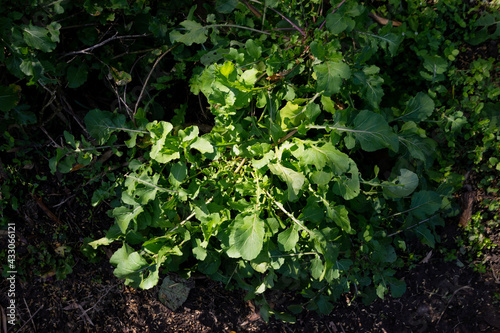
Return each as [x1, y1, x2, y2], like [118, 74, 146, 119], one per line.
[1, 0, 499, 329]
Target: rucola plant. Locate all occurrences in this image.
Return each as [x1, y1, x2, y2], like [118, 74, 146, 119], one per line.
[83, 0, 459, 320]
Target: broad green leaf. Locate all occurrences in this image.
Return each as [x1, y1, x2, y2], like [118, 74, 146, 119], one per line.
[410, 190, 442, 219]
[124, 171, 163, 205]
[110, 243, 134, 266]
[310, 257, 324, 280]
[388, 277, 406, 298]
[416, 225, 435, 248]
[296, 142, 350, 174]
[229, 213, 265, 260]
[382, 169, 419, 198]
[268, 162, 305, 202]
[108, 66, 132, 86]
[304, 103, 321, 122]
[483, 103, 500, 131]
[113, 250, 159, 289]
[67, 64, 88, 88]
[379, 32, 403, 56]
[310, 41, 325, 60]
[169, 20, 207, 46]
[372, 243, 397, 263]
[190, 136, 214, 154]
[352, 110, 399, 152]
[363, 24, 403, 57]
[147, 121, 180, 163]
[332, 161, 360, 200]
[112, 206, 144, 233]
[325, 12, 348, 35]
[22, 23, 60, 52]
[317, 295, 334, 315]
[422, 55, 448, 82]
[399, 122, 437, 167]
[277, 226, 299, 252]
[216, 0, 238, 13]
[88, 224, 122, 249]
[313, 61, 351, 96]
[398, 92, 435, 122]
[169, 162, 187, 187]
[326, 205, 353, 234]
[376, 283, 387, 299]
[279, 101, 303, 129]
[353, 66, 384, 109]
[84, 109, 127, 144]
[192, 239, 208, 260]
[0, 84, 21, 112]
[245, 39, 262, 60]
[140, 264, 160, 290]
[113, 251, 147, 278]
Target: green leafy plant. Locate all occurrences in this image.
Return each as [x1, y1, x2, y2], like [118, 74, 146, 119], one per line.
[84, 0, 471, 320]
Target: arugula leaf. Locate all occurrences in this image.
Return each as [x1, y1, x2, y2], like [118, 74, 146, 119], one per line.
[147, 121, 180, 163]
[67, 64, 89, 88]
[84, 109, 127, 145]
[268, 162, 305, 202]
[352, 110, 399, 152]
[112, 206, 144, 233]
[382, 169, 419, 198]
[22, 22, 60, 52]
[326, 12, 351, 35]
[229, 213, 265, 260]
[326, 205, 354, 234]
[332, 160, 360, 200]
[410, 190, 442, 219]
[295, 141, 350, 174]
[314, 61, 351, 96]
[353, 66, 384, 109]
[278, 225, 299, 252]
[0, 84, 21, 112]
[398, 92, 435, 122]
[170, 20, 208, 46]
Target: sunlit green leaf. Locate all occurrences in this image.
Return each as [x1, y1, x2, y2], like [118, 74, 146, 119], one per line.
[314, 61, 351, 96]
[278, 226, 299, 252]
[382, 169, 419, 198]
[170, 20, 208, 46]
[268, 162, 305, 202]
[229, 213, 265, 260]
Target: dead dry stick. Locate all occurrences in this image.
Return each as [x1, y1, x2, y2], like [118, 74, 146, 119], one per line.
[23, 299, 35, 332]
[368, 12, 402, 27]
[436, 286, 473, 324]
[1, 305, 7, 333]
[491, 261, 500, 284]
[33, 195, 62, 225]
[16, 305, 43, 333]
[133, 44, 179, 117]
[60, 33, 150, 58]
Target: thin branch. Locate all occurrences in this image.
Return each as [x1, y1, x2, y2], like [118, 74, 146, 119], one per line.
[387, 215, 437, 237]
[268, 8, 306, 37]
[133, 44, 179, 117]
[60, 33, 151, 58]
